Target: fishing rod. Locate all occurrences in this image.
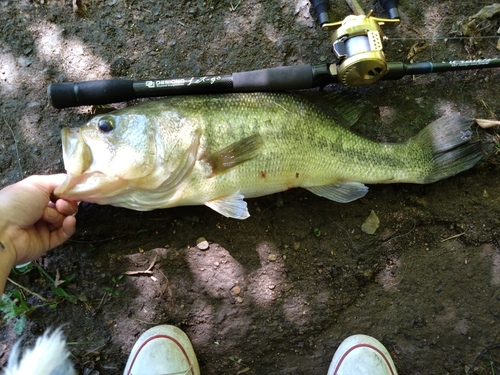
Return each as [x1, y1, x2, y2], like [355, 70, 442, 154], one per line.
[47, 0, 500, 109]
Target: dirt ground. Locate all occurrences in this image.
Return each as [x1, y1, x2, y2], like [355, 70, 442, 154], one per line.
[1, 0, 500, 374]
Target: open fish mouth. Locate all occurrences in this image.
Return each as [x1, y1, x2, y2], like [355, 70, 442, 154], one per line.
[54, 127, 81, 197]
[60, 127, 90, 176]
[61, 127, 78, 164]
[55, 127, 115, 200]
[55, 127, 131, 201]
[54, 170, 126, 201]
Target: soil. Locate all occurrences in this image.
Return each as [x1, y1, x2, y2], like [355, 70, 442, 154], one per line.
[1, 0, 500, 374]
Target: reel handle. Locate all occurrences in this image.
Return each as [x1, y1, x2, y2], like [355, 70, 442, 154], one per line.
[310, 0, 331, 27]
[378, 0, 400, 19]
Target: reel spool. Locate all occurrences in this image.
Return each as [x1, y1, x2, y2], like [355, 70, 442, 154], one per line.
[325, 11, 399, 86]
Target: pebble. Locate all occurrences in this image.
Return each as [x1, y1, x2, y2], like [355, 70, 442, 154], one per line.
[196, 237, 209, 250]
[17, 56, 33, 67]
[268, 254, 277, 261]
[232, 285, 241, 295]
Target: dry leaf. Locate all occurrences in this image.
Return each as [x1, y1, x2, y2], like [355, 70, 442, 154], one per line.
[361, 210, 380, 235]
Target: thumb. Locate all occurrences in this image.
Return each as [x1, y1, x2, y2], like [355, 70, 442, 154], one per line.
[49, 216, 76, 249]
[23, 174, 68, 196]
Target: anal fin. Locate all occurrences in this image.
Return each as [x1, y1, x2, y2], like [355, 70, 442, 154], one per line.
[305, 182, 368, 203]
[205, 191, 250, 219]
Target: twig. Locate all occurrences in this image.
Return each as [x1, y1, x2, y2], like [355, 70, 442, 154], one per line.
[467, 343, 500, 374]
[379, 220, 417, 248]
[476, 119, 500, 128]
[83, 341, 109, 357]
[69, 229, 151, 244]
[132, 317, 158, 325]
[7, 277, 48, 302]
[124, 250, 158, 275]
[66, 340, 107, 346]
[345, 0, 365, 15]
[158, 268, 175, 307]
[230, 0, 241, 11]
[96, 291, 107, 311]
[440, 232, 465, 242]
[5, 122, 23, 180]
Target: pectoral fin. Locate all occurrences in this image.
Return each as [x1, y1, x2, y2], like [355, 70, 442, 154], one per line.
[205, 191, 250, 219]
[205, 134, 263, 176]
[306, 182, 368, 203]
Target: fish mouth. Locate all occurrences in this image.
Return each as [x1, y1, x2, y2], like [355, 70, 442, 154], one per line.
[54, 172, 90, 199]
[60, 127, 91, 175]
[54, 127, 126, 201]
[54, 127, 81, 198]
[61, 127, 78, 165]
[54, 171, 126, 202]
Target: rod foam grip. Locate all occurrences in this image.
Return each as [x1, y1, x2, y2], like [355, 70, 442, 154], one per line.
[232, 65, 314, 91]
[48, 80, 135, 108]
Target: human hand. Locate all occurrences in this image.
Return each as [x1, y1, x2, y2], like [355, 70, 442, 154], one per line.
[0, 174, 78, 267]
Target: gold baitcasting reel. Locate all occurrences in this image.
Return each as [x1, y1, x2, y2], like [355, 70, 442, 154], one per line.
[324, 11, 399, 86]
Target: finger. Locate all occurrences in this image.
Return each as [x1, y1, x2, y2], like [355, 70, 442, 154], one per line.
[43, 206, 66, 227]
[54, 199, 78, 216]
[49, 216, 76, 249]
[23, 174, 68, 195]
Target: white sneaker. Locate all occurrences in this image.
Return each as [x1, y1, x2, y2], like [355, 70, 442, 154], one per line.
[123, 325, 200, 375]
[327, 334, 398, 375]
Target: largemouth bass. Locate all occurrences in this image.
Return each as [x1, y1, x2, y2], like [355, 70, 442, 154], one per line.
[54, 92, 483, 219]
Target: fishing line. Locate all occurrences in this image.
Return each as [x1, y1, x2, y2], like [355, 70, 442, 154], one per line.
[390, 36, 500, 41]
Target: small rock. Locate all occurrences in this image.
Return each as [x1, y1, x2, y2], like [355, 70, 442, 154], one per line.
[268, 254, 277, 261]
[196, 237, 209, 250]
[27, 101, 40, 108]
[232, 285, 241, 295]
[17, 56, 33, 67]
[235, 296, 244, 303]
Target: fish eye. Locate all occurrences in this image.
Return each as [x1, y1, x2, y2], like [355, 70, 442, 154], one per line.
[98, 118, 114, 133]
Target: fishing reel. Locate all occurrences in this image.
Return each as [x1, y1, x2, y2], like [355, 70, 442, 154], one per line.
[47, 0, 500, 109]
[324, 11, 400, 86]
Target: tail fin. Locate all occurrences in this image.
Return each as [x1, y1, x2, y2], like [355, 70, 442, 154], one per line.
[411, 113, 484, 183]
